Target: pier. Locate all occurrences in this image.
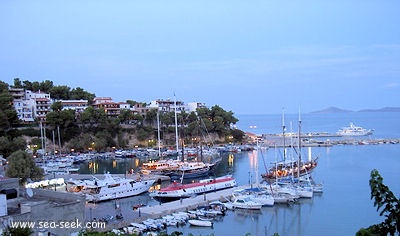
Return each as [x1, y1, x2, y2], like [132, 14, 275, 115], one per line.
[260, 133, 400, 148]
[96, 185, 249, 232]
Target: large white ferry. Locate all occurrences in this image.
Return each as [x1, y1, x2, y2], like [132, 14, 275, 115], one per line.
[149, 175, 237, 202]
[337, 123, 373, 136]
[67, 172, 155, 202]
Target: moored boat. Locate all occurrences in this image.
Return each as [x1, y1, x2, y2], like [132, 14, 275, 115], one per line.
[188, 219, 213, 227]
[149, 175, 237, 202]
[337, 123, 373, 136]
[230, 196, 263, 210]
[261, 158, 318, 182]
[67, 172, 155, 202]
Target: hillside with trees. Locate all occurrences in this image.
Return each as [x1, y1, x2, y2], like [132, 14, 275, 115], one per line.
[0, 79, 245, 157]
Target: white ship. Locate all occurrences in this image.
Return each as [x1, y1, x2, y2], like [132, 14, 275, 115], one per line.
[68, 172, 155, 202]
[337, 123, 373, 136]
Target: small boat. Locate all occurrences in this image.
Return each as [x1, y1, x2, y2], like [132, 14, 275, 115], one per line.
[233, 188, 274, 207]
[149, 175, 237, 202]
[188, 219, 213, 227]
[231, 196, 263, 210]
[337, 123, 373, 136]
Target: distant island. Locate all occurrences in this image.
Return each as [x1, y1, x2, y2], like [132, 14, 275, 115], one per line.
[310, 106, 400, 114]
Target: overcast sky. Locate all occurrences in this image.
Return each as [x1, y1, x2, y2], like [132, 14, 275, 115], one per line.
[1, 1, 399, 114]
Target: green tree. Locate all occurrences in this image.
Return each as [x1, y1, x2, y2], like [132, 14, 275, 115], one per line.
[5, 150, 44, 184]
[31, 81, 40, 91]
[132, 113, 144, 126]
[2, 225, 33, 236]
[70, 87, 95, 104]
[66, 133, 94, 152]
[21, 80, 32, 90]
[12, 78, 23, 88]
[357, 169, 400, 235]
[144, 108, 157, 126]
[126, 100, 138, 106]
[39, 80, 54, 92]
[118, 109, 134, 124]
[230, 129, 245, 143]
[0, 136, 26, 158]
[0, 81, 19, 133]
[50, 85, 71, 99]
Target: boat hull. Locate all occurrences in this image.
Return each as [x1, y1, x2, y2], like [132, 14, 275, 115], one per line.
[150, 176, 237, 202]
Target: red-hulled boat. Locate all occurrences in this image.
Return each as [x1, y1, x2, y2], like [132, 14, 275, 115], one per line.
[149, 175, 237, 202]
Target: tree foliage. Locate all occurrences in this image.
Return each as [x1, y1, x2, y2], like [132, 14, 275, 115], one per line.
[2, 225, 33, 236]
[2, 78, 243, 151]
[0, 81, 19, 133]
[0, 136, 26, 158]
[11, 79, 95, 103]
[357, 169, 400, 236]
[5, 150, 44, 184]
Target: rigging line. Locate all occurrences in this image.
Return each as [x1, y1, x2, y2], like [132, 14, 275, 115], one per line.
[259, 147, 268, 172]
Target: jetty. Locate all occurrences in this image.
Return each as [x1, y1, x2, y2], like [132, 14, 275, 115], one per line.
[97, 185, 249, 232]
[260, 133, 400, 148]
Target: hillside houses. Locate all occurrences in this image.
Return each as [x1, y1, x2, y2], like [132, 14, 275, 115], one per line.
[9, 88, 206, 123]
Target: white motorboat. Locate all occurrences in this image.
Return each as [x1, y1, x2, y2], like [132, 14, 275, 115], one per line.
[337, 123, 373, 136]
[233, 189, 274, 207]
[68, 172, 155, 202]
[231, 196, 263, 210]
[188, 219, 213, 227]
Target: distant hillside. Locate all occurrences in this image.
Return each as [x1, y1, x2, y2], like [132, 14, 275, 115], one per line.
[310, 106, 353, 114]
[358, 107, 400, 112]
[311, 106, 400, 113]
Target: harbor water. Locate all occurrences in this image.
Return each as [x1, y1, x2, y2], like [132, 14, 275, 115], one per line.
[79, 112, 400, 236]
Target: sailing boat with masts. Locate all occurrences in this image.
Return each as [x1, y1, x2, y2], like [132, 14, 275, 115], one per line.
[141, 94, 214, 179]
[261, 109, 318, 183]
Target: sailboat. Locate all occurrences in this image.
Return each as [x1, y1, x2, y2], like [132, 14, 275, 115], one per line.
[141, 94, 214, 179]
[261, 109, 318, 183]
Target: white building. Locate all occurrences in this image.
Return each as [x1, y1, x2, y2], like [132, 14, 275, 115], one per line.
[10, 89, 52, 122]
[59, 99, 88, 113]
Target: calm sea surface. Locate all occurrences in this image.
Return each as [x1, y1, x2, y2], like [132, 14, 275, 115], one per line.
[80, 112, 400, 236]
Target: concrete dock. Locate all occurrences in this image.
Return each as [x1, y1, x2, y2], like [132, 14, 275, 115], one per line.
[98, 185, 249, 232]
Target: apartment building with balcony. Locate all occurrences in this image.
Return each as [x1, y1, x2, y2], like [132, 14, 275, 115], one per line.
[9, 89, 52, 122]
[59, 99, 88, 113]
[148, 99, 206, 113]
[92, 97, 123, 117]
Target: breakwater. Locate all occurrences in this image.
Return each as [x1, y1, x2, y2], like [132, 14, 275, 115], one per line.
[260, 134, 400, 148]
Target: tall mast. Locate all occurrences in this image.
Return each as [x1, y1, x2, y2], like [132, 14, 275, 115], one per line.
[57, 125, 61, 154]
[174, 94, 179, 157]
[157, 109, 161, 157]
[40, 121, 44, 155]
[297, 107, 302, 178]
[282, 108, 286, 161]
